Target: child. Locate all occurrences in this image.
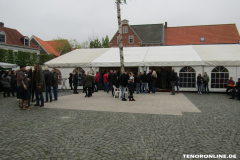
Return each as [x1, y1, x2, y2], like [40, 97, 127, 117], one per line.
[128, 76, 135, 101]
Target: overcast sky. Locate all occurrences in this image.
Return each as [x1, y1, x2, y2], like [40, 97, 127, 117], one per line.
[1, 0, 240, 44]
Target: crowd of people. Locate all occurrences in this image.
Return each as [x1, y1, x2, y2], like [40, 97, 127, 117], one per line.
[0, 64, 59, 109]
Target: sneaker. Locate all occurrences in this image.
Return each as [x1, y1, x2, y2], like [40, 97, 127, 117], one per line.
[39, 105, 44, 107]
[122, 98, 127, 101]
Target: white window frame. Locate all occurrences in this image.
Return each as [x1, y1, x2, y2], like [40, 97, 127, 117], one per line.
[211, 66, 229, 89]
[24, 37, 30, 46]
[179, 66, 196, 88]
[123, 27, 128, 33]
[0, 31, 6, 43]
[129, 35, 134, 44]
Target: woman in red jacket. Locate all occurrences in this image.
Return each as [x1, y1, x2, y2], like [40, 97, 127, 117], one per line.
[103, 72, 108, 92]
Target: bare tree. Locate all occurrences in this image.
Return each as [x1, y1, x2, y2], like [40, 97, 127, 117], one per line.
[116, 0, 125, 72]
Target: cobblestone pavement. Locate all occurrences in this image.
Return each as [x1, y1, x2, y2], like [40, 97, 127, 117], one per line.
[0, 91, 239, 160]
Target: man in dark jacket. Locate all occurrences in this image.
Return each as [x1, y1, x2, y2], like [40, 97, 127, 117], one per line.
[52, 68, 58, 100]
[229, 78, 240, 100]
[141, 71, 148, 94]
[107, 70, 113, 93]
[34, 64, 46, 107]
[169, 68, 177, 95]
[44, 67, 53, 102]
[119, 71, 128, 101]
[73, 72, 79, 94]
[147, 70, 152, 93]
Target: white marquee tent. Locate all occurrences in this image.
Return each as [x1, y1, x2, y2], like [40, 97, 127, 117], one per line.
[44, 44, 240, 92]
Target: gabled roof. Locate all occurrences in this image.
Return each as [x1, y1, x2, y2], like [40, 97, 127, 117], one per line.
[165, 24, 240, 45]
[33, 36, 60, 57]
[130, 24, 164, 44]
[0, 26, 37, 49]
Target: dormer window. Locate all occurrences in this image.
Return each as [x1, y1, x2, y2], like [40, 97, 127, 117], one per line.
[0, 31, 6, 43]
[200, 37, 205, 42]
[24, 37, 29, 46]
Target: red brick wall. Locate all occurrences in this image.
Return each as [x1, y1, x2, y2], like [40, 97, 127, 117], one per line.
[109, 24, 142, 47]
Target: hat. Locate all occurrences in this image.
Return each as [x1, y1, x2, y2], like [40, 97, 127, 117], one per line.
[19, 65, 26, 69]
[130, 76, 134, 80]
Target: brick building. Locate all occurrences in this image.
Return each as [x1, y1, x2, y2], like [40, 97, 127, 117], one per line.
[109, 19, 164, 47]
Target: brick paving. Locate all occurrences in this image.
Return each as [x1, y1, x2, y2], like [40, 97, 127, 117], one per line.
[0, 91, 239, 160]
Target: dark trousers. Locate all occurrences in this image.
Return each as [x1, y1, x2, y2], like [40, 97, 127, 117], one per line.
[53, 87, 58, 100]
[92, 84, 95, 93]
[87, 87, 92, 97]
[148, 82, 151, 93]
[11, 83, 15, 96]
[231, 89, 240, 99]
[226, 86, 233, 95]
[95, 82, 99, 91]
[32, 85, 36, 101]
[3, 88, 10, 97]
[73, 84, 78, 93]
[45, 86, 52, 102]
[69, 83, 73, 89]
[36, 92, 44, 105]
[28, 86, 32, 106]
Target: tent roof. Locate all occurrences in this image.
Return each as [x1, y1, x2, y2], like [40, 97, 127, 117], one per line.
[44, 48, 110, 68]
[192, 44, 240, 66]
[91, 47, 148, 67]
[144, 45, 204, 66]
[0, 62, 18, 68]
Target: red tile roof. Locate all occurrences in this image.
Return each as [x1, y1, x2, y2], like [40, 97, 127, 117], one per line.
[165, 24, 240, 45]
[0, 26, 37, 48]
[33, 36, 60, 57]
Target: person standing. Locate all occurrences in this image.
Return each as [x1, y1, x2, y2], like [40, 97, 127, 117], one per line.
[73, 72, 78, 94]
[202, 72, 210, 95]
[197, 74, 203, 94]
[128, 76, 135, 101]
[151, 71, 157, 94]
[175, 72, 179, 94]
[2, 71, 11, 97]
[27, 68, 33, 107]
[147, 70, 152, 93]
[103, 72, 108, 92]
[119, 71, 128, 101]
[95, 72, 100, 92]
[34, 64, 45, 107]
[31, 68, 36, 102]
[111, 70, 118, 96]
[17, 65, 29, 109]
[141, 71, 148, 94]
[84, 71, 94, 97]
[68, 73, 73, 90]
[82, 72, 86, 93]
[11, 70, 16, 97]
[52, 68, 58, 100]
[44, 67, 53, 102]
[169, 68, 177, 95]
[135, 72, 140, 94]
[107, 70, 113, 93]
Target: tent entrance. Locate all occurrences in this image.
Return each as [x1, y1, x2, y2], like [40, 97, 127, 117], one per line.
[149, 66, 172, 90]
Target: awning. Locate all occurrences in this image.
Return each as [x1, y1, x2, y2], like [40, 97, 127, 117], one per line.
[0, 62, 18, 68]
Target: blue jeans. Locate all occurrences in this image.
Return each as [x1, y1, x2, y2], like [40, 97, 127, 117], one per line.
[152, 85, 156, 93]
[45, 86, 52, 102]
[197, 83, 202, 92]
[120, 85, 125, 99]
[104, 83, 108, 91]
[204, 83, 209, 93]
[141, 82, 147, 94]
[136, 83, 140, 94]
[36, 92, 44, 105]
[53, 87, 58, 100]
[107, 82, 112, 93]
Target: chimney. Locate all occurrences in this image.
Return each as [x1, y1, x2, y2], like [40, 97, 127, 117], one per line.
[165, 22, 167, 28]
[0, 22, 4, 27]
[121, 19, 129, 25]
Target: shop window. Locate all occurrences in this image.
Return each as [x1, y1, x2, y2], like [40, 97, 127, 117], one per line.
[179, 66, 196, 88]
[211, 66, 229, 88]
